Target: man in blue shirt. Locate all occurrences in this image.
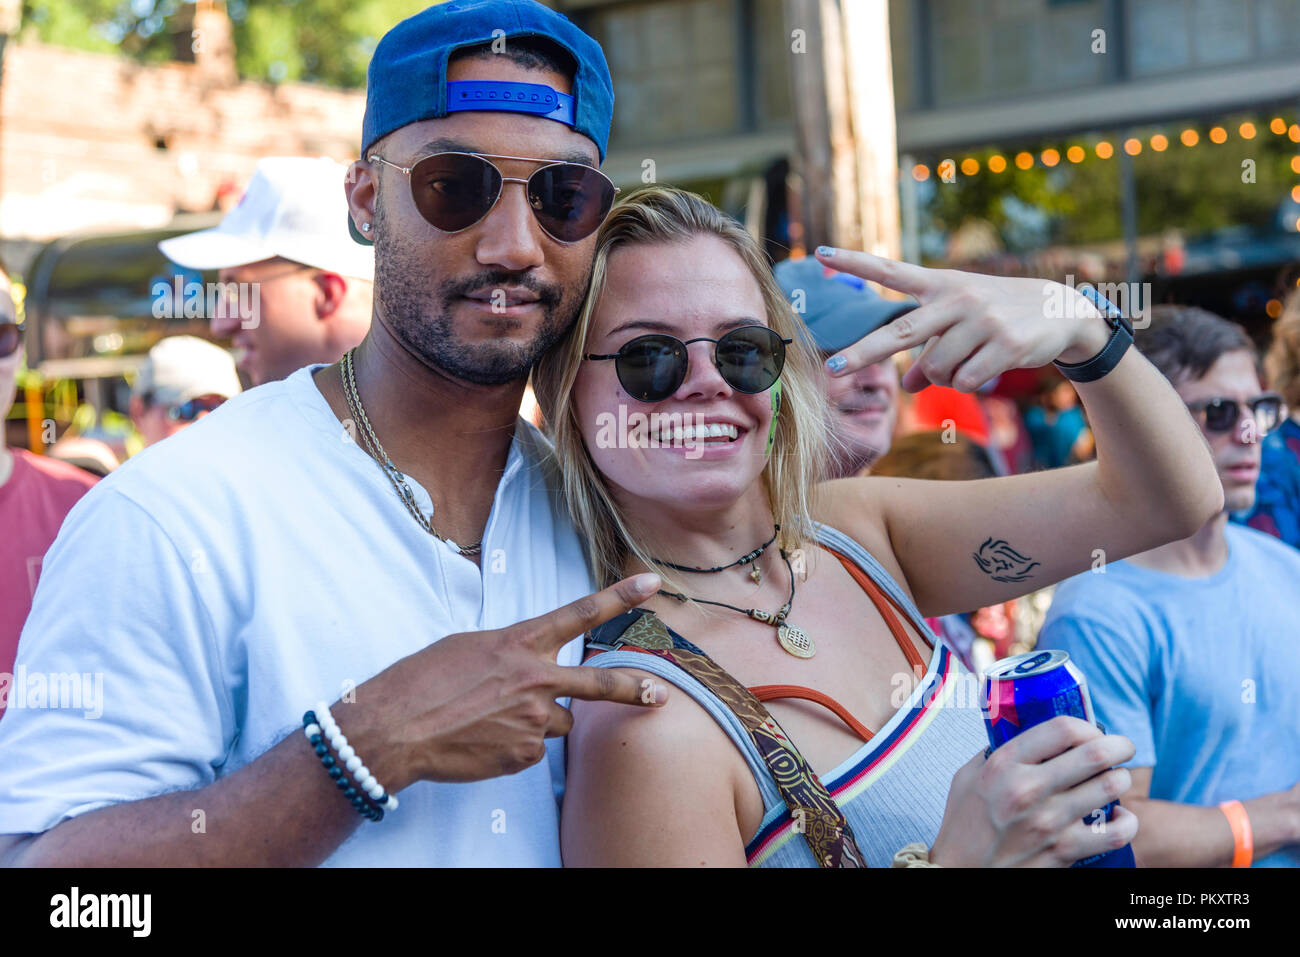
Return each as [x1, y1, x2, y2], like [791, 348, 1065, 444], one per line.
[1040, 304, 1300, 867]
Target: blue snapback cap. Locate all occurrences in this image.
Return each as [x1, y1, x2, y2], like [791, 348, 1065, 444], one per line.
[774, 257, 916, 354]
[361, 0, 613, 160]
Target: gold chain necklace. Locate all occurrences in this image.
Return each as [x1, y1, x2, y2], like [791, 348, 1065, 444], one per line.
[340, 348, 482, 557]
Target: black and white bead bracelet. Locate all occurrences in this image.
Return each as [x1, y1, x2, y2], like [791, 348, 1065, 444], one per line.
[303, 704, 399, 820]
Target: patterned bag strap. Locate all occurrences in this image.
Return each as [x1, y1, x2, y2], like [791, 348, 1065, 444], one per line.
[588, 610, 867, 868]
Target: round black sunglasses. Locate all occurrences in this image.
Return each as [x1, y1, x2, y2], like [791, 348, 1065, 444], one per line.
[585, 326, 792, 403]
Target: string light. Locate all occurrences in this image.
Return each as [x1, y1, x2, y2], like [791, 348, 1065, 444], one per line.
[901, 115, 1298, 182]
[1292, 185, 1300, 203]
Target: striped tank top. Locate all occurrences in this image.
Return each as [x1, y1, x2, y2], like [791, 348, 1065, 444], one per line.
[585, 523, 989, 867]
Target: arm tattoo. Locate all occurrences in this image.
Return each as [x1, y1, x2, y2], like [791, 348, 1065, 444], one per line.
[972, 537, 1041, 582]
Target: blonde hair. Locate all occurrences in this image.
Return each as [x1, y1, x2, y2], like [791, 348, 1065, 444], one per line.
[533, 186, 836, 591]
[1265, 290, 1300, 410]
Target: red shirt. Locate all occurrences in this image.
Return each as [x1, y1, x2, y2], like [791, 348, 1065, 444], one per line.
[0, 448, 98, 707]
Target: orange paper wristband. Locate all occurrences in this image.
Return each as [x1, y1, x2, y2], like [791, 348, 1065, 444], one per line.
[1219, 800, 1253, 868]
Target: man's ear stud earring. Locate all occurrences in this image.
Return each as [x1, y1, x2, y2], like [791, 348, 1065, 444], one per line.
[361, 222, 372, 232]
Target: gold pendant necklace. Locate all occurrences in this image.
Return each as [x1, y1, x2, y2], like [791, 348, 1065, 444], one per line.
[777, 622, 816, 659]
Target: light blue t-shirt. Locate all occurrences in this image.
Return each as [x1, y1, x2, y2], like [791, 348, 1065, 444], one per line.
[1038, 523, 1300, 867]
[0, 366, 595, 866]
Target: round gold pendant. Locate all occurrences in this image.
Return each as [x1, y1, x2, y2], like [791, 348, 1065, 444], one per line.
[777, 623, 815, 659]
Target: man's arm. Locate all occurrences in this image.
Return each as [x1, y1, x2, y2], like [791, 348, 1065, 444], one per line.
[0, 715, 381, 866]
[0, 573, 667, 867]
[1122, 768, 1300, 868]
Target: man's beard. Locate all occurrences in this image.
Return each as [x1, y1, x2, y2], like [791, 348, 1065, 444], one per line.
[371, 211, 584, 386]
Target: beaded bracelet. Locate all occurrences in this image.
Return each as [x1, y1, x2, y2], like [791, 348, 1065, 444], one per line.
[302, 705, 399, 819]
[313, 703, 400, 814]
[302, 712, 381, 821]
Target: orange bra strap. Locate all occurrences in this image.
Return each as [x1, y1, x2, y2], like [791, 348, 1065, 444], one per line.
[749, 684, 875, 743]
[820, 544, 930, 671]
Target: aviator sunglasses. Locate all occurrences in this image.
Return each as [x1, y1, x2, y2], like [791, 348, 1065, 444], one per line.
[368, 151, 619, 244]
[1187, 393, 1287, 435]
[585, 326, 793, 403]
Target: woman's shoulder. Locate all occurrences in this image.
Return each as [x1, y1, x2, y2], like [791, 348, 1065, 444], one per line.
[570, 657, 743, 763]
[565, 659, 757, 865]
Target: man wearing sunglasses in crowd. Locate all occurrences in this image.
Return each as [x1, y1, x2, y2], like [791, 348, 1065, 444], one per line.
[128, 336, 242, 448]
[0, 0, 671, 868]
[0, 259, 98, 715]
[1039, 304, 1300, 868]
[158, 156, 376, 388]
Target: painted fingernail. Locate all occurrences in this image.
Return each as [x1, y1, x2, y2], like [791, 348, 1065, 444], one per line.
[816, 245, 835, 258]
[825, 355, 847, 373]
[654, 683, 668, 704]
[633, 573, 661, 595]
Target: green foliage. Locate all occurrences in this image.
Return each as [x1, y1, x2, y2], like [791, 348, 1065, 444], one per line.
[17, 0, 441, 87]
[926, 154, 1076, 240]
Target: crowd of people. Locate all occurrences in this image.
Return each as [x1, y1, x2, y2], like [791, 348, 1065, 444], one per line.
[0, 0, 1296, 869]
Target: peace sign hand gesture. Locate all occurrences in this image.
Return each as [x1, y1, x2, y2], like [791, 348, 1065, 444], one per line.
[815, 246, 1112, 393]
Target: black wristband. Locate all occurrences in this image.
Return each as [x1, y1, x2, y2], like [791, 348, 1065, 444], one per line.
[1053, 286, 1134, 383]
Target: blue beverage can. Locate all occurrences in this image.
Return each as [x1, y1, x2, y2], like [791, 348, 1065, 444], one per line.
[981, 649, 1135, 868]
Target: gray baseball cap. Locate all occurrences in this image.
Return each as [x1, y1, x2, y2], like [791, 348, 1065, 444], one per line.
[774, 257, 915, 354]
